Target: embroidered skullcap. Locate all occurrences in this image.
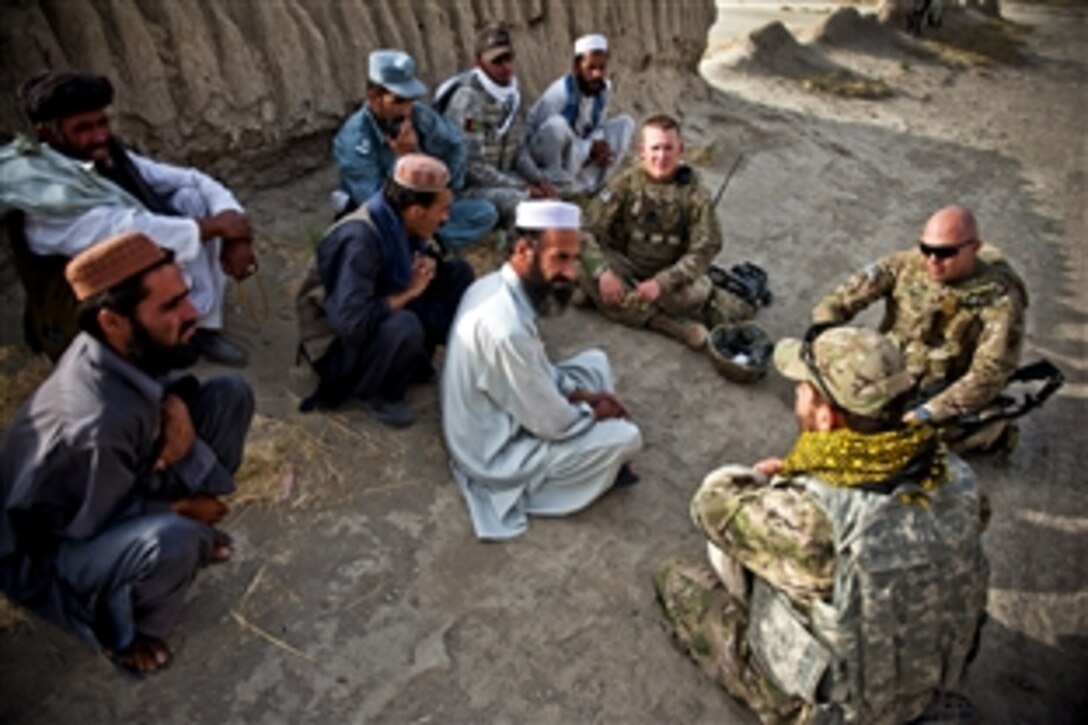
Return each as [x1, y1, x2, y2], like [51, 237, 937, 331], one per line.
[515, 200, 582, 231]
[65, 231, 169, 301]
[20, 71, 114, 123]
[393, 154, 450, 192]
[369, 50, 427, 98]
[476, 25, 513, 63]
[774, 326, 914, 417]
[574, 34, 609, 56]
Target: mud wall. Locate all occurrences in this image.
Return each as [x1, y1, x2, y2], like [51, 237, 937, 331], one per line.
[0, 0, 715, 186]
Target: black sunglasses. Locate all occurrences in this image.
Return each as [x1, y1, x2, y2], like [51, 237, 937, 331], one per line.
[918, 238, 976, 260]
[801, 323, 844, 412]
[490, 52, 515, 65]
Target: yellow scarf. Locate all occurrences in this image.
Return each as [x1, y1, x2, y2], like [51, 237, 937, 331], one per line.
[780, 426, 948, 502]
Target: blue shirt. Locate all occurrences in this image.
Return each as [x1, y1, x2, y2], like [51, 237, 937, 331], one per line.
[332, 102, 469, 203]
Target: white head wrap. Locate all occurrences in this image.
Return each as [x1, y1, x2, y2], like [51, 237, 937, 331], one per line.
[574, 34, 608, 56]
[515, 201, 582, 230]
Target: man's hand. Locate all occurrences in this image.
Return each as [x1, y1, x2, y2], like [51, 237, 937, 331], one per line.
[156, 394, 195, 471]
[389, 117, 419, 157]
[220, 238, 257, 280]
[408, 252, 437, 296]
[588, 139, 613, 167]
[753, 458, 782, 477]
[199, 210, 252, 243]
[570, 389, 631, 421]
[527, 181, 558, 199]
[172, 493, 229, 525]
[598, 269, 626, 306]
[389, 252, 437, 311]
[635, 278, 662, 304]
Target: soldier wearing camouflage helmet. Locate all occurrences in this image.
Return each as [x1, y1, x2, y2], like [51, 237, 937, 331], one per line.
[812, 205, 1027, 450]
[581, 114, 754, 349]
[656, 325, 989, 723]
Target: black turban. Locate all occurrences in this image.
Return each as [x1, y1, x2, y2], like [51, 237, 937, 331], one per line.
[19, 71, 114, 123]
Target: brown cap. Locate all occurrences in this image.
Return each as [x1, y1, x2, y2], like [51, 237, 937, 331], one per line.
[475, 25, 513, 63]
[65, 231, 169, 301]
[393, 153, 450, 192]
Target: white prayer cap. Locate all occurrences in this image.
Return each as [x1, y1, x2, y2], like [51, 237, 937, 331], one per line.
[574, 34, 608, 56]
[516, 200, 582, 230]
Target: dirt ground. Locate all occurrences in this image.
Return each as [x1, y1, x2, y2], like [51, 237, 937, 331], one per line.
[1, 3, 1085, 723]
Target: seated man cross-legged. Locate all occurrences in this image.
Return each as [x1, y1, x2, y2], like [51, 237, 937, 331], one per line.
[582, 114, 754, 350]
[442, 200, 643, 540]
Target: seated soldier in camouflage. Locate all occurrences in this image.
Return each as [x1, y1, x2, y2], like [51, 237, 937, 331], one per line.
[581, 114, 753, 350]
[656, 325, 989, 723]
[812, 205, 1027, 452]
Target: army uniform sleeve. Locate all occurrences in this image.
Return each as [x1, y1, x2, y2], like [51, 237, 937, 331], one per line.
[444, 86, 525, 189]
[690, 466, 835, 604]
[922, 287, 1026, 422]
[654, 183, 722, 293]
[580, 181, 627, 280]
[811, 254, 901, 324]
[332, 109, 385, 203]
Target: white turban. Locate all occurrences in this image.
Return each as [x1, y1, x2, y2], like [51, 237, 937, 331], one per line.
[574, 34, 608, 56]
[515, 201, 582, 230]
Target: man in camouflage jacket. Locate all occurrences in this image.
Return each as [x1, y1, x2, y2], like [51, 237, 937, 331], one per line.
[656, 326, 989, 723]
[437, 25, 556, 227]
[812, 205, 1027, 447]
[581, 114, 753, 349]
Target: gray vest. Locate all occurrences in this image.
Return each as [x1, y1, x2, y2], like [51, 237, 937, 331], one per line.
[748, 455, 988, 724]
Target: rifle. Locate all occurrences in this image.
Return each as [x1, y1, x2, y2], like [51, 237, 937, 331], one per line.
[713, 153, 746, 208]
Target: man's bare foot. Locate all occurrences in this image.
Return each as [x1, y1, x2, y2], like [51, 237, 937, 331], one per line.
[107, 635, 172, 676]
[209, 529, 233, 563]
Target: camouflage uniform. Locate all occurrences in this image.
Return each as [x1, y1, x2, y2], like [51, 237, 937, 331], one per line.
[656, 457, 989, 724]
[442, 74, 546, 225]
[581, 165, 753, 328]
[811, 246, 1027, 424]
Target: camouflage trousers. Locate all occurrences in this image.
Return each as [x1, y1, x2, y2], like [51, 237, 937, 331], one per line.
[655, 557, 810, 724]
[582, 253, 755, 329]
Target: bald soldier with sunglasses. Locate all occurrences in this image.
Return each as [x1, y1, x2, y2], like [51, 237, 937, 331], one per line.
[812, 205, 1027, 442]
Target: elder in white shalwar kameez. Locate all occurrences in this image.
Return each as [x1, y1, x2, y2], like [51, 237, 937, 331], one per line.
[442, 262, 642, 540]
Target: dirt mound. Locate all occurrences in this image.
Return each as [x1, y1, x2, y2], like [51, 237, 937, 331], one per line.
[706, 21, 839, 80]
[807, 6, 903, 50]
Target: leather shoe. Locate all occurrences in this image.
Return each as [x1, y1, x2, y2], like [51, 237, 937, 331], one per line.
[194, 330, 249, 367]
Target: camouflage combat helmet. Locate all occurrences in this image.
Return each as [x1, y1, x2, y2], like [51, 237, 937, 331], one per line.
[708, 322, 774, 383]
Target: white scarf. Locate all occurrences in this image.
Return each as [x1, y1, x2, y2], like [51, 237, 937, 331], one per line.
[472, 68, 520, 134]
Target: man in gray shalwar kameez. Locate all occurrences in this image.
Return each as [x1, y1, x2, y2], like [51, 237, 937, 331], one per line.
[442, 200, 643, 540]
[0, 231, 253, 675]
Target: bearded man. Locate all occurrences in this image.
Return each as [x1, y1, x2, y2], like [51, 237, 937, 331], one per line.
[0, 232, 254, 675]
[441, 200, 643, 540]
[525, 33, 635, 195]
[0, 71, 257, 364]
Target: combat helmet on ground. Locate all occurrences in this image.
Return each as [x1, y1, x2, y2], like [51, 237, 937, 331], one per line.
[707, 322, 774, 383]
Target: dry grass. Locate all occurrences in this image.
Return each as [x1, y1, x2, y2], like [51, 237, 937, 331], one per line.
[232, 414, 341, 509]
[0, 345, 51, 437]
[802, 71, 893, 100]
[0, 597, 33, 633]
